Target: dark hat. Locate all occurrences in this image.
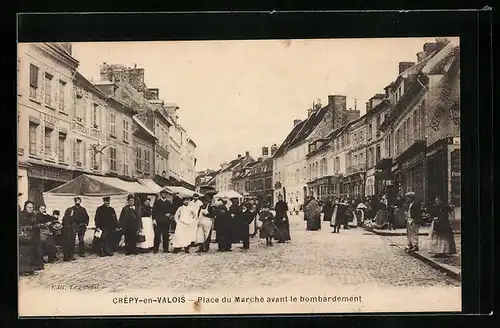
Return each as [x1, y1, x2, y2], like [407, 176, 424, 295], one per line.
[103, 196, 111, 201]
[127, 194, 135, 200]
[74, 196, 81, 201]
[182, 196, 191, 200]
[160, 189, 168, 194]
[52, 210, 60, 215]
[193, 193, 199, 197]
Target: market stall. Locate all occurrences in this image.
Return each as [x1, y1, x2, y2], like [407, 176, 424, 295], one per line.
[43, 174, 157, 228]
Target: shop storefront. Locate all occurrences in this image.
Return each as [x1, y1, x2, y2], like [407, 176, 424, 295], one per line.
[307, 175, 338, 200]
[394, 140, 427, 203]
[344, 173, 365, 199]
[364, 168, 375, 197]
[426, 136, 461, 207]
[374, 158, 394, 200]
[27, 163, 73, 206]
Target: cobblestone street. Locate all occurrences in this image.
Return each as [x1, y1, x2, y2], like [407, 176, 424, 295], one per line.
[20, 213, 460, 294]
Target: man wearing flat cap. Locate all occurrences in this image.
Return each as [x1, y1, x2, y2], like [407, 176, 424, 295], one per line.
[94, 196, 118, 257]
[152, 189, 175, 253]
[62, 196, 90, 259]
[404, 191, 422, 252]
[119, 194, 142, 255]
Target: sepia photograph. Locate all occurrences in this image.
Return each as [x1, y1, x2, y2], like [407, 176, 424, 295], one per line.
[17, 37, 461, 316]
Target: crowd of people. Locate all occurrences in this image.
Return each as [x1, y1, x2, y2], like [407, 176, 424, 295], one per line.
[18, 190, 293, 276]
[298, 191, 457, 257]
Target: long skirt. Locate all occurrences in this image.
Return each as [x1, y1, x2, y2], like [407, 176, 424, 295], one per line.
[19, 227, 44, 274]
[137, 217, 155, 250]
[427, 220, 457, 255]
[307, 215, 321, 231]
[374, 210, 388, 228]
[260, 220, 275, 238]
[274, 219, 291, 241]
[406, 220, 420, 248]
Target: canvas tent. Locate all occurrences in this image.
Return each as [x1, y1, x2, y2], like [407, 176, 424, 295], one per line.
[43, 174, 157, 228]
[163, 186, 200, 199]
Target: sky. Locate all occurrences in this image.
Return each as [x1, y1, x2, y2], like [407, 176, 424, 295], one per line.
[71, 37, 452, 171]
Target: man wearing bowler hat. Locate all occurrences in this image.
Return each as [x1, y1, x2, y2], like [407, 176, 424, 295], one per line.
[94, 196, 118, 257]
[152, 189, 175, 253]
[62, 196, 90, 258]
[119, 194, 141, 255]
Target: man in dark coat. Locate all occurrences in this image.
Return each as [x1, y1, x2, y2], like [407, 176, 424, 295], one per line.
[63, 197, 90, 257]
[229, 197, 241, 243]
[119, 194, 141, 255]
[94, 196, 118, 257]
[322, 198, 334, 222]
[152, 190, 175, 253]
[274, 195, 291, 242]
[214, 203, 232, 252]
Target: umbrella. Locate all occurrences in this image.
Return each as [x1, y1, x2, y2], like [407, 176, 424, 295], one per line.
[213, 190, 244, 199]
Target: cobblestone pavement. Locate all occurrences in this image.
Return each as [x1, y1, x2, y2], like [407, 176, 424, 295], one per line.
[19, 213, 460, 293]
[382, 233, 462, 268]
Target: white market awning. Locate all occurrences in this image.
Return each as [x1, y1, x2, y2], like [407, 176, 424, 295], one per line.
[138, 179, 163, 193]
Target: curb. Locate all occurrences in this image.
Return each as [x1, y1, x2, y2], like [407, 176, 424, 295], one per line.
[363, 227, 460, 236]
[410, 251, 461, 281]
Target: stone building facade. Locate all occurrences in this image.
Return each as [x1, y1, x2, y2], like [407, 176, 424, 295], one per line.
[17, 43, 79, 206]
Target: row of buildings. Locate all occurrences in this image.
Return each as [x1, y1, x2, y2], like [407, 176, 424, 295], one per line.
[18, 43, 197, 207]
[196, 38, 460, 213]
[274, 38, 460, 210]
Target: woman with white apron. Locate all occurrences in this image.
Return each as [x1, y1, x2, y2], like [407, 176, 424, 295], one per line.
[137, 198, 155, 251]
[195, 198, 214, 252]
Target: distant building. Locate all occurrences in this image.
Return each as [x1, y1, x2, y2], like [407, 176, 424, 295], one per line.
[215, 152, 255, 192]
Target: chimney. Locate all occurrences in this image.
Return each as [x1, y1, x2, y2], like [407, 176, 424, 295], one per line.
[262, 146, 269, 159]
[423, 42, 438, 55]
[237, 154, 242, 159]
[398, 62, 415, 74]
[293, 119, 302, 127]
[271, 144, 278, 156]
[366, 101, 371, 112]
[307, 108, 313, 117]
[245, 151, 250, 157]
[416, 51, 426, 63]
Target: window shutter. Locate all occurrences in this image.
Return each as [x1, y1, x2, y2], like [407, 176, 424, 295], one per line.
[72, 91, 77, 119]
[107, 113, 111, 136]
[82, 141, 87, 168]
[72, 139, 76, 164]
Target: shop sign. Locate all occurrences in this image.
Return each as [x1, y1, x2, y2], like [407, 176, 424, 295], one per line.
[391, 164, 399, 172]
[450, 149, 461, 206]
[43, 113, 58, 126]
[402, 152, 423, 171]
[28, 165, 73, 182]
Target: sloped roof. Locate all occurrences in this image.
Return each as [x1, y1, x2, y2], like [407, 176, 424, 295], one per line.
[273, 120, 307, 158]
[287, 105, 330, 151]
[133, 115, 156, 140]
[75, 72, 108, 99]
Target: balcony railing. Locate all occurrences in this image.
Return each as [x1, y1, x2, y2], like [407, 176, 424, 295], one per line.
[346, 163, 366, 174]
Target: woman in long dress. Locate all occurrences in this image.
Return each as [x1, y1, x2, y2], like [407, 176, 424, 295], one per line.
[137, 198, 155, 252]
[19, 201, 44, 275]
[305, 197, 321, 231]
[427, 196, 457, 257]
[172, 197, 197, 253]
